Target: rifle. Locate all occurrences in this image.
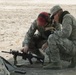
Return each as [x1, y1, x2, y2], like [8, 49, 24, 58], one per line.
[1, 49, 44, 65]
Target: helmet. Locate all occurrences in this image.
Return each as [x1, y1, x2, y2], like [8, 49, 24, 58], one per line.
[50, 5, 62, 17]
[37, 12, 49, 26]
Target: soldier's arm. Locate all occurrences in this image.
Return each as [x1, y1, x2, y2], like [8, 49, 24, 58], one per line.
[22, 20, 37, 47]
[54, 15, 72, 38]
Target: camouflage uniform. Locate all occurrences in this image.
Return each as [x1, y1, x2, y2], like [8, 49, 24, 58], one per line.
[45, 5, 76, 68]
[22, 20, 61, 55]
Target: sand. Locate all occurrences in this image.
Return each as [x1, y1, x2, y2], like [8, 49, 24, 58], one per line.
[0, 0, 76, 75]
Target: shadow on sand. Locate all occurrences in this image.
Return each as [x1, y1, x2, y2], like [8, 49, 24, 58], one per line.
[7, 56, 76, 75]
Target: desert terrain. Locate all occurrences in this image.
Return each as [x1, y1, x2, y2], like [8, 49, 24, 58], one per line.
[0, 0, 76, 75]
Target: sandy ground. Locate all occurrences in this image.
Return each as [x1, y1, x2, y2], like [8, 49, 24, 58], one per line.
[0, 0, 76, 75]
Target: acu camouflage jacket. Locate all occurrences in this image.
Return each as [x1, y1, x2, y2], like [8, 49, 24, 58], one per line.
[22, 20, 61, 47]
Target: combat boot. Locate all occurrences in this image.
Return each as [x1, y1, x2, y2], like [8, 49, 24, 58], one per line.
[43, 62, 62, 69]
[68, 55, 76, 68]
[68, 48, 76, 68]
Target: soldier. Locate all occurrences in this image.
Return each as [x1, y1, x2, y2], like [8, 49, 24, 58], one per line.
[21, 12, 61, 59]
[43, 5, 76, 69]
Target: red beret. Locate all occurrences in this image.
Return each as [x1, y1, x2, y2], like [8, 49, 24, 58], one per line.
[37, 12, 49, 26]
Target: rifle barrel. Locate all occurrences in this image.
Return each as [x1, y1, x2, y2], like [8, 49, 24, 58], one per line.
[1, 51, 11, 53]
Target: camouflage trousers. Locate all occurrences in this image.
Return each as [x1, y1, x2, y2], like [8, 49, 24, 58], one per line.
[28, 34, 47, 56]
[46, 34, 76, 63]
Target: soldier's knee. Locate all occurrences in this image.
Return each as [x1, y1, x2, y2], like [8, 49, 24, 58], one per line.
[48, 34, 53, 41]
[48, 34, 58, 42]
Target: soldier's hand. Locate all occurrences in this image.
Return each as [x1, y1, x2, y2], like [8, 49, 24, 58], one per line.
[41, 42, 48, 51]
[21, 45, 29, 53]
